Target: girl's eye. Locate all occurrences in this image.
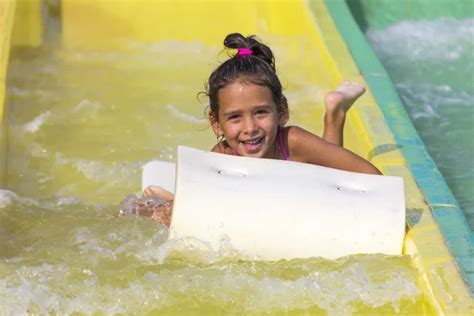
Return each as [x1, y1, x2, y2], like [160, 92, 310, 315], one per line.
[228, 114, 240, 121]
[255, 109, 269, 116]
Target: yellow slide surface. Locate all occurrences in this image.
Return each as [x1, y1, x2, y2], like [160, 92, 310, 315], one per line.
[1, 0, 472, 314]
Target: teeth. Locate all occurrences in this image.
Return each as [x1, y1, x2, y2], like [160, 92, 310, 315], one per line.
[244, 138, 261, 144]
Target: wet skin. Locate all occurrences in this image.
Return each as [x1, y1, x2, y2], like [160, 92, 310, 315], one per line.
[210, 80, 287, 159]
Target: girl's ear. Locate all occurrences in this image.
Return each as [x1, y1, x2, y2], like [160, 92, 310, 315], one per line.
[208, 111, 223, 137]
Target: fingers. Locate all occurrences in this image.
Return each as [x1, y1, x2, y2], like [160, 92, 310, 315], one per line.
[143, 185, 174, 201]
[117, 192, 173, 228]
[143, 185, 159, 196]
[151, 202, 172, 227]
[135, 204, 154, 217]
[135, 201, 172, 228]
[152, 209, 171, 227]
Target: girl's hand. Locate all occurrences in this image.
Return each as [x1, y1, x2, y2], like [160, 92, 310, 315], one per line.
[143, 185, 174, 202]
[118, 193, 173, 227]
[142, 186, 174, 227]
[134, 197, 172, 227]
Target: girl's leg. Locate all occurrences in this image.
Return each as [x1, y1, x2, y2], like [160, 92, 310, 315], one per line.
[323, 81, 365, 146]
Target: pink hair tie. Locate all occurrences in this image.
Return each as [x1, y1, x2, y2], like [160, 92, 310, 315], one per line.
[237, 48, 253, 56]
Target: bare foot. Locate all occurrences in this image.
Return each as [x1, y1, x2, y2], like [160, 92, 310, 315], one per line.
[324, 81, 366, 118]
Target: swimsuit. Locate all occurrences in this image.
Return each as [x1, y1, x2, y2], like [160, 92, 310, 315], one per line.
[231, 127, 288, 160]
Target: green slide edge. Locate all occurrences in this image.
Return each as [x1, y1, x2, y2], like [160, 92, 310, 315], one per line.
[323, 0, 473, 294]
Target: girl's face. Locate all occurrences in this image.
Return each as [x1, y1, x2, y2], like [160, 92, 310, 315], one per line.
[210, 80, 285, 158]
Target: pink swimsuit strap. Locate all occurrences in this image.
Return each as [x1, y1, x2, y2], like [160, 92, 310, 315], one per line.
[277, 126, 289, 160]
[230, 127, 289, 160]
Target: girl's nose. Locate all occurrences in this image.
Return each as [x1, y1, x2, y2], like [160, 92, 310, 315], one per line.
[243, 117, 258, 134]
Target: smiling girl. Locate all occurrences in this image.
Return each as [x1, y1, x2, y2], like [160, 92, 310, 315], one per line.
[137, 33, 381, 226]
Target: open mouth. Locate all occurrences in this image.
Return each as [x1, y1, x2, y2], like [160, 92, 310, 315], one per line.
[241, 137, 264, 153]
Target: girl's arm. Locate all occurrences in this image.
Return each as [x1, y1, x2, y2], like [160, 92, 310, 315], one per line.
[287, 126, 382, 175]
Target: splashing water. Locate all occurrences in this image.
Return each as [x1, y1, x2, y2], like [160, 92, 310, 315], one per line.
[1, 39, 427, 313]
[0, 190, 424, 314]
[366, 18, 474, 228]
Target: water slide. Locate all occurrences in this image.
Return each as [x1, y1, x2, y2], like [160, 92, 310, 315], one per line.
[0, 0, 472, 314]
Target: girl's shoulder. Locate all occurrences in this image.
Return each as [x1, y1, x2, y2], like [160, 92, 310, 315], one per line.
[283, 125, 311, 137]
[283, 125, 327, 163]
[283, 125, 323, 146]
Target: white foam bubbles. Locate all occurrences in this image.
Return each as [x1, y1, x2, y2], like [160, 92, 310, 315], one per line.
[72, 99, 103, 122]
[366, 18, 474, 62]
[0, 190, 18, 209]
[0, 189, 43, 210]
[166, 103, 208, 124]
[396, 82, 473, 121]
[54, 152, 142, 185]
[22, 111, 51, 133]
[0, 264, 67, 315]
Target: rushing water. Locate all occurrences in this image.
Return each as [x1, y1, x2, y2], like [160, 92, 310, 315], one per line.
[0, 39, 427, 314]
[366, 18, 474, 230]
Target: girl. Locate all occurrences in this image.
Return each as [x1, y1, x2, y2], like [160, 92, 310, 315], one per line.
[131, 33, 381, 226]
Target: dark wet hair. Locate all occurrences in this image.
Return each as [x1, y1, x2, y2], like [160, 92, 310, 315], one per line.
[206, 33, 288, 118]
